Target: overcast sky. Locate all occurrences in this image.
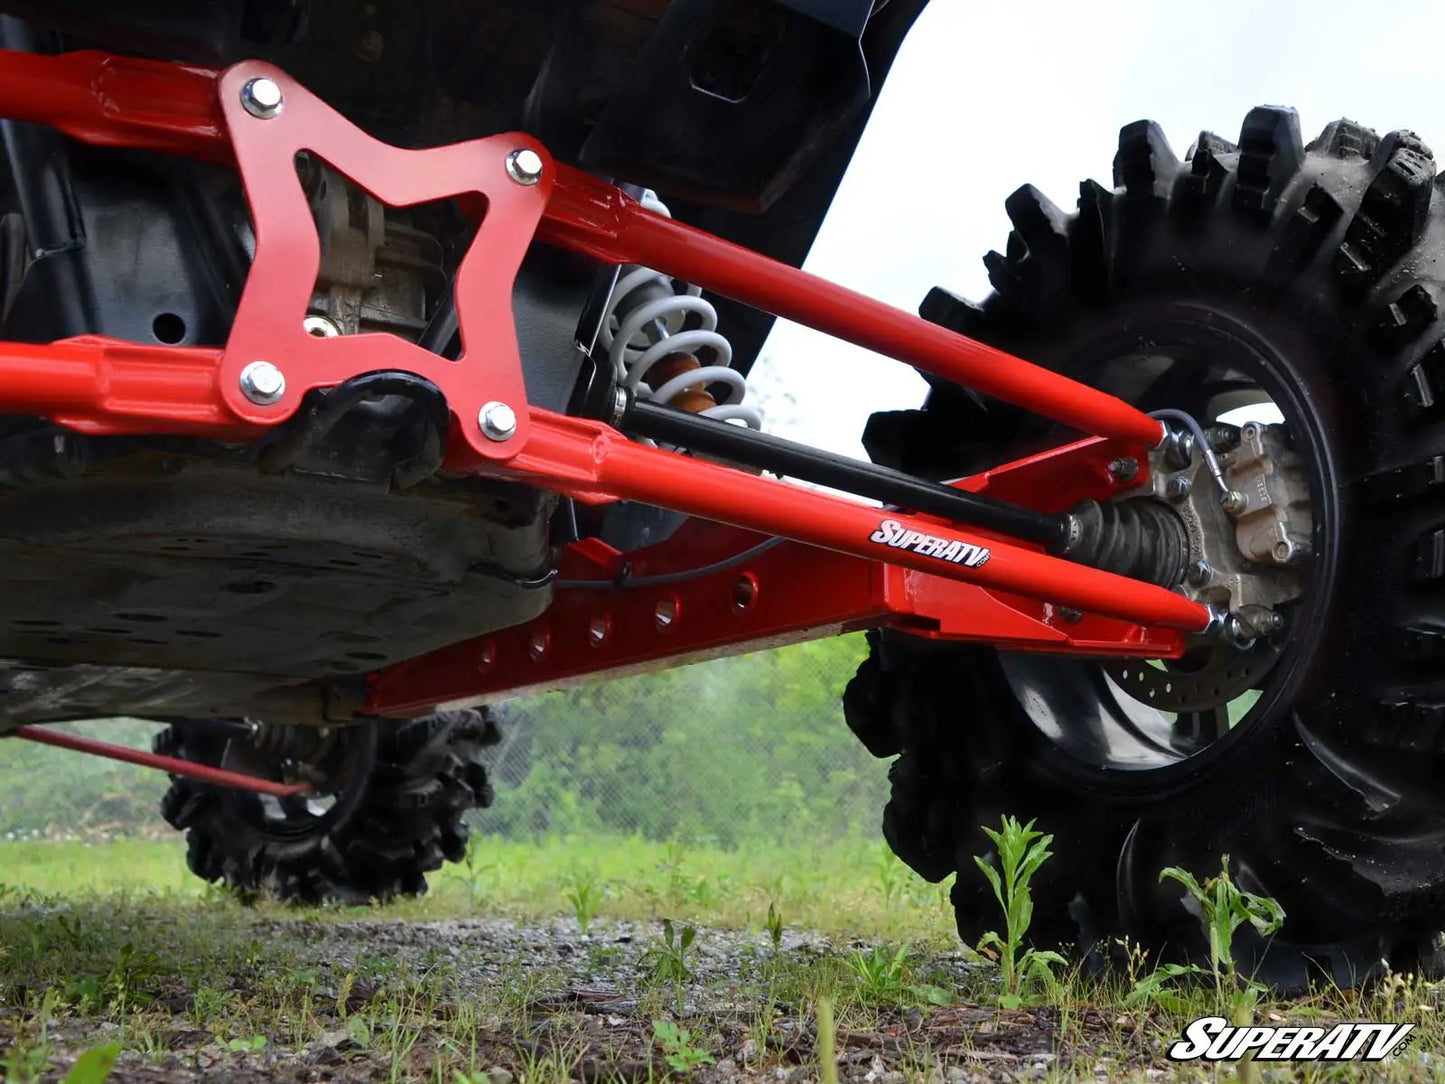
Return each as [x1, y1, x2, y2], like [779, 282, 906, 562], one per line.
[750, 0, 1445, 455]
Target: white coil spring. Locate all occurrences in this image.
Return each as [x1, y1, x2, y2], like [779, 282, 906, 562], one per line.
[597, 192, 761, 430]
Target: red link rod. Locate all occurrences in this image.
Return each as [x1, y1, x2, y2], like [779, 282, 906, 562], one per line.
[0, 49, 228, 162]
[11, 725, 312, 796]
[540, 167, 1167, 447]
[0, 49, 1164, 446]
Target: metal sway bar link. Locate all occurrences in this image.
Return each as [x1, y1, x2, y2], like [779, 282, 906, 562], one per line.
[9, 725, 312, 796]
[621, 396, 1069, 547]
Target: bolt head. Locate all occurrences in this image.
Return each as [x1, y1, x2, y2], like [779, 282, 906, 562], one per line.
[1188, 560, 1212, 586]
[302, 315, 339, 338]
[239, 360, 286, 405]
[479, 400, 518, 441]
[1108, 457, 1139, 484]
[240, 77, 284, 119]
[1165, 476, 1192, 500]
[506, 148, 544, 185]
[1221, 490, 1248, 516]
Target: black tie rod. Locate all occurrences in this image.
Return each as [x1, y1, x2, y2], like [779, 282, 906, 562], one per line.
[618, 394, 1070, 549]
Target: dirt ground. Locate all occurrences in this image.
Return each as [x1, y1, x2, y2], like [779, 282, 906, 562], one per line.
[10, 915, 1176, 1084]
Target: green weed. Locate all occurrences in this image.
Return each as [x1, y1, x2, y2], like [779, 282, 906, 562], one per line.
[848, 941, 952, 1007]
[766, 901, 783, 951]
[972, 815, 1067, 1008]
[643, 919, 697, 1014]
[565, 876, 603, 936]
[651, 1018, 714, 1074]
[59, 1043, 120, 1084]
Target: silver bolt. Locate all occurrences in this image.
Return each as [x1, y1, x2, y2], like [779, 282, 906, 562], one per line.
[1271, 538, 1308, 566]
[478, 400, 518, 441]
[1223, 613, 1257, 649]
[1206, 424, 1240, 451]
[505, 148, 544, 185]
[240, 77, 284, 119]
[1221, 490, 1248, 516]
[1254, 610, 1286, 635]
[302, 315, 340, 338]
[239, 360, 286, 405]
[1188, 560, 1212, 587]
[1164, 475, 1192, 500]
[1108, 457, 1139, 484]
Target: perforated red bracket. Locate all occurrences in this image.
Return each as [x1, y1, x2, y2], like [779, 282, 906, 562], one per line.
[215, 62, 547, 461]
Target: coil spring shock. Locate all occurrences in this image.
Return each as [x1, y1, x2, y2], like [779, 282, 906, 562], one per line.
[598, 192, 761, 430]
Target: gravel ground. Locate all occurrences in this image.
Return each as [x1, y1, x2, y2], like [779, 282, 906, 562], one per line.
[15, 916, 1167, 1083]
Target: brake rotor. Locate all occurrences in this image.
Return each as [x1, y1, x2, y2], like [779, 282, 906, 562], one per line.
[1101, 641, 1281, 713]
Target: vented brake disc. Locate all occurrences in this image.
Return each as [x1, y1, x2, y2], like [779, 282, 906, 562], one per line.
[1101, 642, 1281, 713]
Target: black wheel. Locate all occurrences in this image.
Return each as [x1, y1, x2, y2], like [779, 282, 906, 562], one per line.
[845, 109, 1445, 990]
[155, 709, 499, 904]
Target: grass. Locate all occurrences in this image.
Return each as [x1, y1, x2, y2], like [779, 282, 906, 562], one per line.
[0, 834, 957, 942]
[0, 832, 1442, 1082]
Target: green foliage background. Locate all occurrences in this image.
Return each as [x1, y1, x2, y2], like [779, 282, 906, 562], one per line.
[0, 636, 890, 845]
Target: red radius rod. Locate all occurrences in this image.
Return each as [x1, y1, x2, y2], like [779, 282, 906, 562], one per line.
[11, 724, 312, 796]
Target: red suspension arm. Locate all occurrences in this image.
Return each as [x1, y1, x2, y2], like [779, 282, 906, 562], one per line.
[0, 49, 1213, 684]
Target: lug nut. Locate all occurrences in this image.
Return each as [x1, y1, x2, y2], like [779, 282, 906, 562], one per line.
[1188, 560, 1212, 587]
[1164, 476, 1192, 500]
[1221, 490, 1248, 516]
[240, 77, 284, 119]
[505, 148, 544, 185]
[1108, 457, 1139, 484]
[238, 360, 286, 405]
[479, 400, 518, 441]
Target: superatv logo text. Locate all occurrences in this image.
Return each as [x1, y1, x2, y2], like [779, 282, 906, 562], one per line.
[869, 519, 991, 568]
[1168, 1017, 1415, 1063]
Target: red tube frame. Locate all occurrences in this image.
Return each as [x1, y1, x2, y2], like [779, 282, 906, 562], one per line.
[0, 50, 1211, 717]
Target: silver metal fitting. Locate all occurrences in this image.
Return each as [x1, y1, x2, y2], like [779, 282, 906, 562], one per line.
[238, 360, 286, 405]
[1271, 538, 1307, 566]
[505, 148, 544, 186]
[479, 400, 518, 441]
[1108, 457, 1139, 484]
[1252, 609, 1286, 636]
[1161, 428, 1196, 472]
[240, 77, 284, 119]
[1221, 489, 1248, 516]
[1222, 612, 1257, 650]
[302, 315, 340, 338]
